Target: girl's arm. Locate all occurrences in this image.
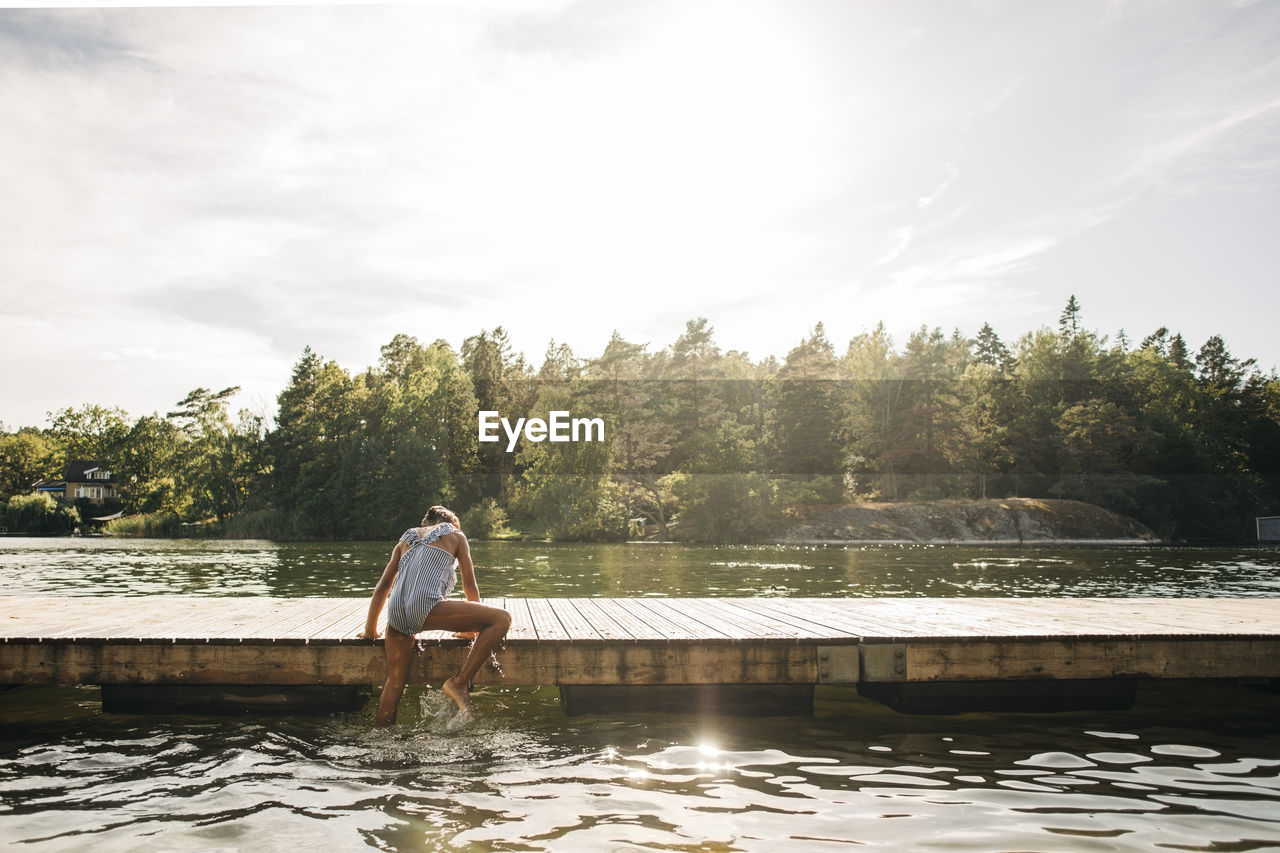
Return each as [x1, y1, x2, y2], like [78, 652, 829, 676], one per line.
[359, 542, 407, 638]
[456, 534, 480, 602]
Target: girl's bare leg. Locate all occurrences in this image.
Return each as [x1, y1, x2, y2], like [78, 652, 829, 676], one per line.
[375, 627, 416, 727]
[422, 600, 512, 715]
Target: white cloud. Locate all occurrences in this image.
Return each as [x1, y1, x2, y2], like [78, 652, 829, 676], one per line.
[916, 166, 958, 210]
[875, 226, 915, 267]
[2, 1, 1280, 427]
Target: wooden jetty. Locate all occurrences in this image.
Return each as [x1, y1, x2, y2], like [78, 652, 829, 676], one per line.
[2, 597, 1277, 714]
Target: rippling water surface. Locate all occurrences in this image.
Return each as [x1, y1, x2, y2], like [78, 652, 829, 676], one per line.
[1, 538, 1279, 598]
[1, 538, 1278, 851]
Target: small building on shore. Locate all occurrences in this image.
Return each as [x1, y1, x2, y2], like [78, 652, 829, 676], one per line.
[33, 460, 120, 504]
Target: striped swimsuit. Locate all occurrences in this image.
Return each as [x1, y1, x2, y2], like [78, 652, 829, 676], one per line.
[386, 523, 459, 635]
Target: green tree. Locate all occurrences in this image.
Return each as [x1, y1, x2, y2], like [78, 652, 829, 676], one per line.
[973, 322, 1012, 371]
[511, 373, 623, 540]
[0, 429, 59, 503]
[586, 333, 675, 537]
[1052, 398, 1160, 512]
[462, 327, 531, 499]
[48, 404, 131, 471]
[669, 472, 777, 544]
[5, 492, 79, 534]
[888, 326, 967, 498]
[166, 387, 264, 522]
[116, 414, 184, 514]
[840, 323, 899, 498]
[1058, 293, 1082, 337]
[358, 336, 479, 538]
[946, 361, 1013, 498]
[775, 324, 842, 478]
[270, 349, 362, 536]
[663, 318, 730, 473]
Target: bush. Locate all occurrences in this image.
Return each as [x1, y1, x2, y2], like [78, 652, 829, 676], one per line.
[508, 478, 630, 542]
[670, 472, 779, 544]
[5, 493, 80, 534]
[906, 484, 947, 502]
[774, 476, 843, 517]
[218, 508, 294, 539]
[460, 497, 516, 540]
[104, 511, 184, 537]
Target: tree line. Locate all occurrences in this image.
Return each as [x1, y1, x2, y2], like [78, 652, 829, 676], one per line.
[3, 297, 1278, 543]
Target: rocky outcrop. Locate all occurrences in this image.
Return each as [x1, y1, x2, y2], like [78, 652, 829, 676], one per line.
[780, 498, 1157, 544]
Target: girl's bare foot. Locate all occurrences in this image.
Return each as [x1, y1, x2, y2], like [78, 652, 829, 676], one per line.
[441, 676, 475, 718]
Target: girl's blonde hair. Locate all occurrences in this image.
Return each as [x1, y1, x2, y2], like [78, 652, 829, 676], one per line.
[421, 505, 460, 526]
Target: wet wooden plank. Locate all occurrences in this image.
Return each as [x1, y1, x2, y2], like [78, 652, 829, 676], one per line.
[26, 598, 177, 640]
[900, 598, 1080, 636]
[751, 598, 880, 637]
[258, 600, 358, 641]
[987, 599, 1183, 635]
[92, 598, 223, 640]
[526, 597, 572, 642]
[578, 598, 662, 641]
[852, 598, 1008, 636]
[54, 598, 249, 642]
[737, 594, 896, 635]
[576, 596, 645, 637]
[546, 598, 605, 642]
[148, 599, 266, 640]
[644, 598, 749, 640]
[598, 597, 693, 640]
[655, 598, 781, 641]
[1113, 598, 1279, 632]
[711, 599, 850, 640]
[727, 598, 863, 639]
[194, 598, 323, 641]
[756, 597, 906, 636]
[303, 599, 369, 641]
[690, 599, 800, 639]
[501, 597, 539, 642]
[631, 598, 730, 642]
[975, 598, 1273, 636]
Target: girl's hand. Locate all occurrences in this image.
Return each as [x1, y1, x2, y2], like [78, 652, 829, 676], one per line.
[357, 629, 381, 640]
[453, 631, 478, 640]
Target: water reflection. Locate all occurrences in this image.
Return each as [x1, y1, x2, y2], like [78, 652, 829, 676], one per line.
[1, 682, 1277, 851]
[1, 538, 1278, 599]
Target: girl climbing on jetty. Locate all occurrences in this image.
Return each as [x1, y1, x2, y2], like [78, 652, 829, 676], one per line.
[359, 505, 511, 725]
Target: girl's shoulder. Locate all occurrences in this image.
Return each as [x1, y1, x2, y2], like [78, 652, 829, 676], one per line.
[421, 521, 459, 544]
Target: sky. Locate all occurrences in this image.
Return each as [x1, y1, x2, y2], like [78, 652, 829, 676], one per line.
[2, 0, 1278, 429]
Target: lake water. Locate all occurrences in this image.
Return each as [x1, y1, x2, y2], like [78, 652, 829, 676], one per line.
[2, 538, 1278, 851]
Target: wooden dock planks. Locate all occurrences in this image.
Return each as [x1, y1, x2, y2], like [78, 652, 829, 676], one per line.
[1, 596, 1277, 688]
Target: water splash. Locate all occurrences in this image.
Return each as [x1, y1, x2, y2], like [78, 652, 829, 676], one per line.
[418, 687, 470, 733]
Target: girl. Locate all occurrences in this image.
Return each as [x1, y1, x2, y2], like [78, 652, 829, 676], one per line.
[359, 505, 511, 725]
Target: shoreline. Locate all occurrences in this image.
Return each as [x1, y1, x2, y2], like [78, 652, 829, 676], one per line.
[773, 537, 1162, 546]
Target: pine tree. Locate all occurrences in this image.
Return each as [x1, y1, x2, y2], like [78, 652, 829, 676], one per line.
[1058, 294, 1082, 337]
[973, 322, 1012, 370]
